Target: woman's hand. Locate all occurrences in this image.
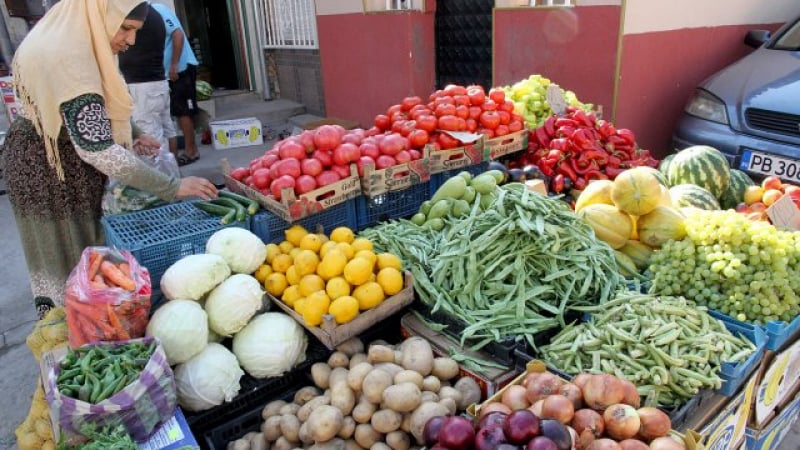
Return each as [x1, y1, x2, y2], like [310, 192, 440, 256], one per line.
[176, 176, 218, 200]
[132, 134, 162, 156]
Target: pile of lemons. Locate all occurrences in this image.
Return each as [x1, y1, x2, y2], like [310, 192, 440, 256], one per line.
[253, 225, 404, 327]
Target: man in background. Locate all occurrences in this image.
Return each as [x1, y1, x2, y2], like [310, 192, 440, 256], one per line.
[151, 2, 201, 166]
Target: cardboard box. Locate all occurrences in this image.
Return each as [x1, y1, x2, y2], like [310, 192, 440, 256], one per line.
[697, 373, 758, 450]
[361, 159, 431, 197]
[210, 117, 263, 150]
[222, 159, 361, 222]
[424, 134, 485, 174]
[754, 338, 800, 428]
[766, 194, 800, 230]
[399, 313, 519, 400]
[524, 179, 548, 196]
[745, 389, 800, 450]
[485, 128, 529, 160]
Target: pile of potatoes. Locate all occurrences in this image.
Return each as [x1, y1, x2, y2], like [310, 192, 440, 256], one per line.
[227, 335, 482, 450]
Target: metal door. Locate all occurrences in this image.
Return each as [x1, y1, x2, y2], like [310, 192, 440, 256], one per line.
[435, 0, 493, 90]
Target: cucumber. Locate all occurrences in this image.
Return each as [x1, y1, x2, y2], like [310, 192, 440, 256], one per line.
[218, 190, 259, 215]
[192, 201, 237, 225]
[211, 198, 247, 222]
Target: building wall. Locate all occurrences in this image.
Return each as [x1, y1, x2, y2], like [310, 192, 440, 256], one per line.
[271, 48, 326, 116]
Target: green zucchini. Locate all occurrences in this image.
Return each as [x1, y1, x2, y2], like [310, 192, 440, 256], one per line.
[192, 201, 237, 225]
[218, 190, 259, 215]
[211, 198, 247, 222]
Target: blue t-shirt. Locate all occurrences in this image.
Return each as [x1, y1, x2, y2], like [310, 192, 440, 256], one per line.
[151, 3, 199, 75]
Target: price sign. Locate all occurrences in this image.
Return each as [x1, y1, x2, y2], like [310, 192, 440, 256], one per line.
[546, 84, 567, 116]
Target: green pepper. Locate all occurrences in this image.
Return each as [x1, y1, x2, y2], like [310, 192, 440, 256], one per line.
[78, 378, 92, 402]
[88, 373, 103, 404]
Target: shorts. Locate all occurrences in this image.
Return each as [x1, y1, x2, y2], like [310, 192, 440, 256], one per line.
[169, 64, 198, 117]
[128, 80, 177, 142]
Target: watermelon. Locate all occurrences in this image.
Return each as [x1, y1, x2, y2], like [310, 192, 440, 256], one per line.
[659, 153, 676, 180]
[669, 184, 721, 210]
[196, 81, 213, 101]
[666, 145, 731, 198]
[719, 169, 756, 209]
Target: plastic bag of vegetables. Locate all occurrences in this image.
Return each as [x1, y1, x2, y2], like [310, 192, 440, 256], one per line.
[26, 306, 68, 361]
[15, 380, 55, 450]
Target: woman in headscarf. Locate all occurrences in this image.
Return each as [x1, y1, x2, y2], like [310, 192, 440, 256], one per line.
[1, 0, 218, 318]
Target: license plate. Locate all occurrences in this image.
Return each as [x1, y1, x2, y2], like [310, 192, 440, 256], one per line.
[739, 149, 800, 182]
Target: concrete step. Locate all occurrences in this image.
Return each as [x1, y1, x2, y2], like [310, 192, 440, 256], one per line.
[211, 90, 306, 126]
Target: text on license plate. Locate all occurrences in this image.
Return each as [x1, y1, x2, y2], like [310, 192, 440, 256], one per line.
[740, 150, 800, 181]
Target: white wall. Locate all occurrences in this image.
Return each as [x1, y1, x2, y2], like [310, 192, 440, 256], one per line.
[624, 0, 800, 34]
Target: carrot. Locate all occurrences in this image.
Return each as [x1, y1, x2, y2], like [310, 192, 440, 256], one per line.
[66, 312, 87, 348]
[67, 299, 105, 322]
[118, 262, 131, 278]
[90, 274, 108, 290]
[86, 250, 104, 281]
[106, 305, 130, 340]
[100, 261, 135, 291]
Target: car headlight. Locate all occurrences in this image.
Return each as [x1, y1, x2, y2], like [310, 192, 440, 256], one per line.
[685, 90, 729, 125]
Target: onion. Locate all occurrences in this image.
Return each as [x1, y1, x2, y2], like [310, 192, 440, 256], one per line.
[572, 373, 593, 391]
[541, 394, 575, 424]
[559, 383, 584, 410]
[571, 409, 605, 438]
[583, 374, 625, 410]
[587, 438, 622, 450]
[603, 404, 641, 441]
[618, 439, 649, 450]
[503, 384, 532, 410]
[637, 407, 671, 441]
[529, 399, 544, 417]
[480, 401, 512, 418]
[524, 372, 542, 387]
[620, 379, 641, 408]
[649, 436, 686, 450]
[527, 372, 565, 403]
[576, 429, 595, 450]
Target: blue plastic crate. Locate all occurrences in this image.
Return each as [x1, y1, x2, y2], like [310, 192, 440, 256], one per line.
[355, 182, 432, 230]
[716, 317, 767, 396]
[101, 201, 248, 290]
[429, 162, 489, 193]
[250, 198, 357, 243]
[709, 310, 800, 353]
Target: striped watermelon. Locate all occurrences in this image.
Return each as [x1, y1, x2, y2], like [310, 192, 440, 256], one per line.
[669, 184, 720, 210]
[659, 153, 676, 180]
[196, 81, 213, 101]
[666, 145, 730, 198]
[719, 169, 756, 209]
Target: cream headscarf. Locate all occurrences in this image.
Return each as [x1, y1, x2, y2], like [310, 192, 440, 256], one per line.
[11, 0, 146, 180]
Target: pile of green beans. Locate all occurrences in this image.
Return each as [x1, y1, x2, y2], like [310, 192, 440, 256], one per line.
[541, 292, 756, 407]
[56, 341, 156, 404]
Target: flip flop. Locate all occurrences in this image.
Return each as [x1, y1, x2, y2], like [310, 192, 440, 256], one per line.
[177, 153, 199, 166]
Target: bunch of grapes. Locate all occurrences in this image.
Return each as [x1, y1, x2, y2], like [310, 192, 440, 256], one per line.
[649, 209, 800, 324]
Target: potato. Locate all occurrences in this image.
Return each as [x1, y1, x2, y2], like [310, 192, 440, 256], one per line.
[352, 400, 377, 424]
[349, 353, 368, 368]
[371, 409, 402, 433]
[409, 402, 449, 444]
[273, 437, 293, 450]
[362, 369, 393, 403]
[262, 399, 288, 419]
[279, 403, 301, 416]
[345, 439, 365, 450]
[249, 432, 269, 450]
[310, 438, 345, 450]
[329, 351, 350, 368]
[329, 367, 350, 389]
[347, 362, 373, 392]
[369, 339, 392, 348]
[393, 370, 423, 388]
[331, 383, 356, 416]
[298, 395, 331, 422]
[382, 382, 422, 412]
[399, 338, 434, 376]
[371, 443, 392, 450]
[438, 386, 463, 407]
[299, 423, 314, 445]
[280, 414, 301, 443]
[420, 391, 439, 403]
[454, 377, 482, 409]
[354, 424, 383, 449]
[422, 376, 441, 393]
[294, 386, 321, 406]
[337, 338, 365, 357]
[262, 415, 283, 441]
[307, 405, 345, 442]
[439, 397, 457, 415]
[394, 350, 404, 364]
[386, 431, 410, 450]
[431, 357, 460, 381]
[400, 413, 413, 433]
[312, 363, 333, 389]
[367, 345, 396, 364]
[339, 416, 357, 439]
[228, 439, 250, 450]
[373, 362, 404, 378]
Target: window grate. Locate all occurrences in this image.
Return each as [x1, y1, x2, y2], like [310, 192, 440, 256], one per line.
[262, 0, 318, 49]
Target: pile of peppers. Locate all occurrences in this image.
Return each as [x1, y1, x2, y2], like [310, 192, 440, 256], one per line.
[508, 107, 659, 191]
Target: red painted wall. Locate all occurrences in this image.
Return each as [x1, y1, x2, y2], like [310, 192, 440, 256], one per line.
[317, 12, 436, 128]
[615, 23, 783, 158]
[493, 6, 621, 118]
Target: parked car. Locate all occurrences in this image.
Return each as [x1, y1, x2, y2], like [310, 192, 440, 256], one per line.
[672, 15, 800, 182]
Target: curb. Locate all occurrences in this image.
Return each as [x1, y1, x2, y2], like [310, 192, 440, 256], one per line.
[0, 320, 36, 350]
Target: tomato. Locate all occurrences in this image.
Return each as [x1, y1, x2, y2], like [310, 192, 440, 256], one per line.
[477, 128, 495, 139]
[494, 125, 510, 136]
[276, 158, 302, 178]
[399, 120, 417, 137]
[313, 125, 342, 151]
[465, 118, 478, 132]
[408, 149, 422, 160]
[270, 175, 296, 201]
[331, 164, 352, 179]
[479, 111, 501, 129]
[311, 149, 334, 167]
[437, 115, 460, 131]
[230, 167, 250, 181]
[469, 106, 483, 120]
[390, 111, 408, 123]
[444, 84, 467, 96]
[407, 129, 430, 149]
[295, 175, 318, 195]
[365, 126, 382, 136]
[401, 96, 423, 111]
[386, 104, 403, 117]
[499, 99, 515, 113]
[297, 130, 316, 153]
[434, 103, 457, 117]
[456, 117, 467, 131]
[437, 132, 460, 149]
[301, 158, 324, 177]
[453, 94, 471, 107]
[416, 114, 438, 133]
[428, 89, 444, 102]
[395, 150, 412, 163]
[333, 143, 359, 165]
[409, 105, 432, 120]
[332, 124, 347, 138]
[481, 99, 498, 111]
[379, 133, 406, 156]
[252, 169, 272, 189]
[376, 155, 397, 169]
[466, 86, 486, 106]
[488, 88, 506, 104]
[454, 104, 470, 120]
[391, 120, 406, 134]
[434, 96, 456, 106]
[262, 154, 279, 168]
[356, 156, 376, 177]
[359, 142, 380, 160]
[316, 170, 341, 187]
[278, 140, 306, 160]
[341, 133, 362, 145]
[508, 119, 524, 133]
[373, 114, 391, 130]
[498, 110, 511, 125]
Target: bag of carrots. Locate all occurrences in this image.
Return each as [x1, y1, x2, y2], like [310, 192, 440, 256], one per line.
[64, 247, 152, 348]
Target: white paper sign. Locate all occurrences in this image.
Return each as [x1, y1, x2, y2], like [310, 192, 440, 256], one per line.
[546, 84, 567, 116]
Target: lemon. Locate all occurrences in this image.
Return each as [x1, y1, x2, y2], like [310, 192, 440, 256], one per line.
[354, 250, 377, 267]
[330, 227, 355, 244]
[351, 237, 374, 253]
[316, 233, 329, 244]
[285, 224, 309, 246]
[265, 272, 288, 297]
[326, 276, 351, 300]
[303, 291, 331, 327]
[376, 253, 403, 271]
[343, 257, 373, 286]
[294, 297, 308, 315]
[285, 265, 301, 285]
[377, 267, 404, 295]
[299, 233, 324, 252]
[299, 274, 326, 297]
[278, 240, 295, 254]
[294, 249, 320, 276]
[329, 296, 359, 324]
[281, 285, 302, 307]
[336, 242, 355, 260]
[271, 253, 293, 273]
[253, 264, 273, 283]
[289, 247, 302, 259]
[317, 249, 348, 280]
[319, 241, 338, 258]
[353, 281, 385, 310]
[265, 243, 281, 264]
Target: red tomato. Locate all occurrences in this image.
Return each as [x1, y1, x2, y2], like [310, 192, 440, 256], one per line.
[251, 168, 271, 189]
[331, 164, 352, 179]
[341, 133, 362, 146]
[455, 104, 470, 120]
[466, 86, 486, 106]
[390, 111, 408, 123]
[399, 121, 417, 137]
[495, 124, 510, 136]
[488, 88, 506, 104]
[401, 96, 422, 111]
[498, 110, 511, 125]
[408, 149, 422, 160]
[391, 120, 406, 134]
[499, 100, 515, 113]
[416, 115, 438, 133]
[437, 132, 460, 149]
[465, 118, 478, 132]
[469, 106, 483, 120]
[356, 156, 375, 177]
[444, 84, 467, 96]
[428, 90, 444, 102]
[379, 133, 406, 156]
[313, 125, 342, 151]
[479, 111, 501, 129]
[456, 117, 467, 131]
[262, 154, 279, 168]
[278, 140, 307, 160]
[359, 142, 380, 160]
[270, 175, 295, 201]
[434, 96, 456, 106]
[376, 155, 397, 169]
[333, 143, 359, 165]
[395, 150, 412, 163]
[477, 128, 495, 139]
[435, 103, 457, 117]
[508, 119, 524, 132]
[482, 100, 498, 111]
[295, 175, 318, 195]
[453, 95, 471, 107]
[311, 149, 334, 167]
[297, 130, 316, 153]
[301, 158, 323, 177]
[316, 170, 341, 187]
[407, 129, 430, 149]
[276, 158, 302, 178]
[386, 104, 403, 117]
[438, 115, 460, 131]
[365, 126, 382, 136]
[409, 105, 432, 120]
[230, 167, 250, 181]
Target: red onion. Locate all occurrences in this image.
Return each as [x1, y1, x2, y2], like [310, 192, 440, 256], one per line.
[649, 436, 687, 450]
[637, 407, 671, 441]
[583, 374, 625, 410]
[503, 384, 532, 410]
[527, 373, 565, 403]
[559, 383, 584, 410]
[603, 404, 641, 441]
[541, 395, 576, 424]
[587, 438, 622, 450]
[571, 409, 605, 438]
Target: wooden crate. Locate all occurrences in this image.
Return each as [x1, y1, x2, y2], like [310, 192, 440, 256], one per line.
[360, 160, 430, 197]
[485, 128, 529, 160]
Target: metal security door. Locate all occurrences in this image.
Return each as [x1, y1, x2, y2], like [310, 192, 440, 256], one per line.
[435, 0, 493, 90]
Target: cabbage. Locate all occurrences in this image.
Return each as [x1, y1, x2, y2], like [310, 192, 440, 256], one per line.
[233, 313, 307, 378]
[160, 254, 231, 301]
[205, 274, 264, 336]
[206, 228, 267, 274]
[145, 300, 209, 365]
[174, 343, 244, 412]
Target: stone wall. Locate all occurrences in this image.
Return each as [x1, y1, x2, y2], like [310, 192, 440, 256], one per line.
[266, 48, 325, 116]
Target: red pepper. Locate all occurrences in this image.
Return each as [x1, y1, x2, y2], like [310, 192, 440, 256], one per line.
[597, 120, 617, 140]
[544, 115, 557, 137]
[604, 166, 625, 179]
[551, 174, 566, 193]
[573, 177, 588, 191]
[572, 109, 596, 128]
[557, 161, 578, 181]
[535, 127, 551, 149]
[549, 138, 568, 152]
[571, 156, 598, 175]
[584, 148, 609, 166]
[539, 162, 555, 177]
[585, 170, 609, 181]
[616, 128, 636, 146]
[607, 155, 622, 168]
[554, 117, 578, 129]
[557, 125, 577, 139]
[572, 129, 596, 151]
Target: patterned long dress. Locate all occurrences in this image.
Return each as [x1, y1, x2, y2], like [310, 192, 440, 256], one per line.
[1, 94, 179, 318]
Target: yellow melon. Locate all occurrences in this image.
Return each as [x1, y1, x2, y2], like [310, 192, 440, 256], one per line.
[575, 179, 615, 212]
[611, 167, 664, 216]
[576, 204, 633, 249]
[637, 206, 687, 248]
